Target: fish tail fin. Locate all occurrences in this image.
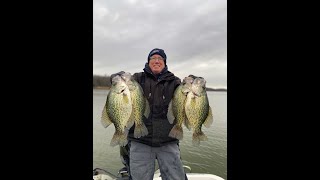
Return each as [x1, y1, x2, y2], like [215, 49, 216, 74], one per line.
[168, 124, 183, 140]
[126, 118, 135, 130]
[134, 123, 148, 138]
[101, 105, 112, 128]
[192, 130, 208, 146]
[110, 131, 128, 147]
[203, 106, 213, 128]
[167, 100, 175, 124]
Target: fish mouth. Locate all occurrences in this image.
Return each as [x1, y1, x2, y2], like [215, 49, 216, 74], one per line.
[117, 86, 126, 94]
[193, 92, 200, 97]
[191, 90, 201, 97]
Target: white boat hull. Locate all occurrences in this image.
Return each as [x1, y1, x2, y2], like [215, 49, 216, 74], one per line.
[94, 173, 225, 180]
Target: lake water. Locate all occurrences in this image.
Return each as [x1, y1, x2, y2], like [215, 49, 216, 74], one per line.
[93, 89, 227, 179]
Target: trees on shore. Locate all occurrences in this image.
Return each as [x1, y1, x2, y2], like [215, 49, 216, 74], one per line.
[93, 75, 111, 87]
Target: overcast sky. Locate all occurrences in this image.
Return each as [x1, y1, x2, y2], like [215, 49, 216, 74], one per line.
[93, 0, 227, 89]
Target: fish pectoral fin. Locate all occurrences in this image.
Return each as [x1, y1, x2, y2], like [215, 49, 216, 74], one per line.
[203, 106, 213, 128]
[184, 118, 191, 130]
[101, 105, 112, 128]
[167, 100, 175, 124]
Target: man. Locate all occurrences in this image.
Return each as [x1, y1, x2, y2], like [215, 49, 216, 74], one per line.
[111, 48, 186, 180]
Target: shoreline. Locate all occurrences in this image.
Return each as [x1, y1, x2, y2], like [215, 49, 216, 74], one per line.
[93, 86, 110, 90]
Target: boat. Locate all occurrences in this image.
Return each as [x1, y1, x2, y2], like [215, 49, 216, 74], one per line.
[93, 165, 225, 180]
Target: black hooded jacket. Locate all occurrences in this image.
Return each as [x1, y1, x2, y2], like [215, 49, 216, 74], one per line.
[111, 64, 181, 147]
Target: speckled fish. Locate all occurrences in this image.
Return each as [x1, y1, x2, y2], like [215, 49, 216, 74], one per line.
[101, 75, 133, 147]
[121, 72, 149, 138]
[167, 76, 194, 140]
[184, 77, 213, 146]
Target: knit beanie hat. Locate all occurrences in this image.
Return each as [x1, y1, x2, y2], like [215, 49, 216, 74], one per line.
[147, 48, 167, 64]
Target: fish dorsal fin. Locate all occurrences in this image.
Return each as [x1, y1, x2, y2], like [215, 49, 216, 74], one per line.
[203, 106, 213, 128]
[101, 104, 112, 128]
[167, 100, 175, 124]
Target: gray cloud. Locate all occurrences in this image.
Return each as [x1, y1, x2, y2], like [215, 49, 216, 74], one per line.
[93, 0, 227, 88]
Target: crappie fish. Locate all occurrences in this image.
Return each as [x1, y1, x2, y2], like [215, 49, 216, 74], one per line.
[184, 77, 213, 146]
[101, 75, 133, 147]
[121, 72, 149, 138]
[167, 76, 194, 140]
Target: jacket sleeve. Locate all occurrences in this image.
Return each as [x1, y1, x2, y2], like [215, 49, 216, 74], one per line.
[132, 72, 143, 83]
[174, 76, 181, 90]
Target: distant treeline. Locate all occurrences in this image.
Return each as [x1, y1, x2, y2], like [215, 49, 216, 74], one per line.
[93, 75, 227, 92]
[93, 75, 111, 87]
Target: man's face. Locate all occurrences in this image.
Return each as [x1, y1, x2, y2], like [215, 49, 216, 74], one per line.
[148, 54, 165, 75]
